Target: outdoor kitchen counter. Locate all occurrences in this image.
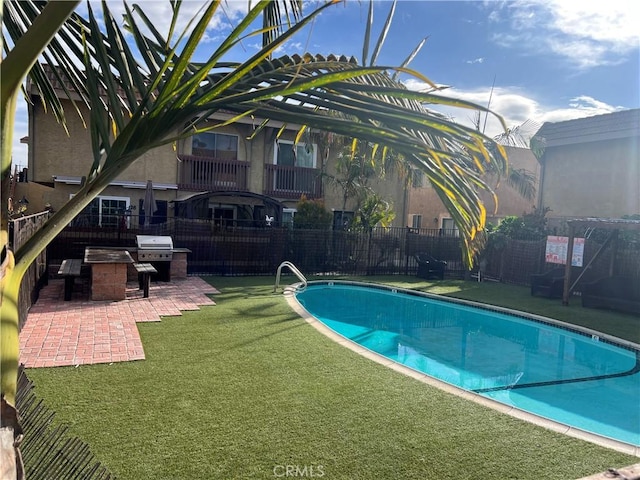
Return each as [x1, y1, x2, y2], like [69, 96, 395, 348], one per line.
[84, 247, 134, 301]
[124, 247, 192, 253]
[169, 248, 190, 279]
[126, 247, 191, 281]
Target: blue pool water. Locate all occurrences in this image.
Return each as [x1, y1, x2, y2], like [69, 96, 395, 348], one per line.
[295, 282, 640, 447]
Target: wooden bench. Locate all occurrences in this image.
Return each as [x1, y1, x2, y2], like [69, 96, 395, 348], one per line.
[58, 259, 82, 301]
[134, 263, 157, 298]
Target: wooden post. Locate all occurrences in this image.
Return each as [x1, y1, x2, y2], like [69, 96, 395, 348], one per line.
[608, 230, 619, 277]
[562, 225, 575, 306]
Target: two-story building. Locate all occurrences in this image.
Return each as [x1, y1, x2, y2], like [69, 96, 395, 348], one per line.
[18, 67, 540, 232]
[534, 109, 640, 225]
[18, 66, 407, 228]
[406, 145, 541, 233]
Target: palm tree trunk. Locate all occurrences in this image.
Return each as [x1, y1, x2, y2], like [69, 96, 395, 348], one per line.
[2, 7, 82, 475]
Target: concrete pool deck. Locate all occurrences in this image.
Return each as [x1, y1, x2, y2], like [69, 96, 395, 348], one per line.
[283, 283, 640, 458]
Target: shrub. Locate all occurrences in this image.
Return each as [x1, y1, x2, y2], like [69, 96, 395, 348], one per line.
[293, 195, 332, 229]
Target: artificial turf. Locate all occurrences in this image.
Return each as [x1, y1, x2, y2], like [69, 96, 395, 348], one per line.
[26, 276, 638, 479]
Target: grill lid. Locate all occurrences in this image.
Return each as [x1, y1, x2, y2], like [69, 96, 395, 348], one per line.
[136, 235, 173, 250]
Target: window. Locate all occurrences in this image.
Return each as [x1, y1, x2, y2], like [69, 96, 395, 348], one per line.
[441, 218, 460, 237]
[411, 169, 424, 188]
[138, 199, 168, 226]
[273, 140, 318, 193]
[274, 140, 317, 168]
[282, 208, 297, 228]
[209, 204, 235, 227]
[72, 195, 130, 227]
[333, 211, 354, 230]
[192, 132, 238, 159]
[411, 214, 422, 229]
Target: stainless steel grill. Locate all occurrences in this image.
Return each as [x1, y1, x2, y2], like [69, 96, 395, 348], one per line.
[136, 235, 174, 261]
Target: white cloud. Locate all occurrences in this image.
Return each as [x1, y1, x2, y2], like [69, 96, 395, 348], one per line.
[274, 41, 305, 55]
[98, 1, 246, 41]
[404, 80, 538, 137]
[540, 96, 622, 123]
[488, 0, 639, 69]
[465, 57, 484, 64]
[403, 80, 624, 138]
[547, 0, 638, 47]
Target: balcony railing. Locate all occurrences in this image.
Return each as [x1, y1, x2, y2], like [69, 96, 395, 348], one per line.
[178, 154, 249, 191]
[264, 164, 322, 199]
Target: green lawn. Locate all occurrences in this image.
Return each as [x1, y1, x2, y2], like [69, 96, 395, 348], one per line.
[26, 276, 638, 479]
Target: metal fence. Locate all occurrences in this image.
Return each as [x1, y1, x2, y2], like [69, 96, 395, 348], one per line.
[47, 215, 640, 285]
[481, 235, 640, 287]
[47, 216, 466, 277]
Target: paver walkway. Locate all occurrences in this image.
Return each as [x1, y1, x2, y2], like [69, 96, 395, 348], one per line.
[19, 276, 219, 368]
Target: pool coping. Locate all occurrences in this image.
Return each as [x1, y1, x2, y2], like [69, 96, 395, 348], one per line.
[284, 280, 640, 458]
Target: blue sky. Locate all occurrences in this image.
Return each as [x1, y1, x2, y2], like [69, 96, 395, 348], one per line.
[11, 0, 639, 169]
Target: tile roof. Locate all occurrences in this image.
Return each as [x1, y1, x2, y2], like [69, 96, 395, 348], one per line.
[534, 108, 640, 147]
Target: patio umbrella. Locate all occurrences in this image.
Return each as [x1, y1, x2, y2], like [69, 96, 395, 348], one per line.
[143, 179, 157, 226]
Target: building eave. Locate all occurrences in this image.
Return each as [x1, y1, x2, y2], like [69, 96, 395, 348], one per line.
[52, 175, 178, 190]
[534, 109, 640, 148]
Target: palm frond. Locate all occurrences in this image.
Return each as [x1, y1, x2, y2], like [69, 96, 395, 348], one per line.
[11, 0, 510, 271]
[506, 168, 537, 201]
[2, 2, 83, 127]
[262, 0, 304, 48]
[369, 0, 396, 66]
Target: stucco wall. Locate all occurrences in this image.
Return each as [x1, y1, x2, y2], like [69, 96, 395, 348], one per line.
[29, 99, 93, 183]
[407, 146, 540, 228]
[480, 146, 541, 220]
[318, 150, 408, 227]
[12, 181, 53, 215]
[540, 137, 639, 218]
[29, 96, 545, 228]
[29, 98, 177, 185]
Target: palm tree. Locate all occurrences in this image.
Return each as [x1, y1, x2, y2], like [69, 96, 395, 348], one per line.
[493, 119, 544, 201]
[2, 3, 86, 476]
[324, 144, 377, 228]
[1, 1, 509, 474]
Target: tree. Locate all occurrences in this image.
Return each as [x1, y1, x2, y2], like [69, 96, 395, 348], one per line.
[324, 144, 377, 228]
[492, 119, 545, 202]
[487, 206, 550, 241]
[293, 195, 332, 229]
[353, 193, 395, 231]
[2, 3, 86, 476]
[2, 1, 510, 474]
[480, 207, 550, 282]
[323, 140, 410, 230]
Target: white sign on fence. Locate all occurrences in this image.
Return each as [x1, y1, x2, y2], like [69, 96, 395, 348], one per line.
[545, 236, 585, 267]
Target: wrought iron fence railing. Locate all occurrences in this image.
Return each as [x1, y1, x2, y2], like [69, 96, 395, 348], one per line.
[47, 216, 640, 284]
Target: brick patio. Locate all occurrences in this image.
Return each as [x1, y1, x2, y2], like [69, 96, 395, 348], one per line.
[19, 276, 219, 368]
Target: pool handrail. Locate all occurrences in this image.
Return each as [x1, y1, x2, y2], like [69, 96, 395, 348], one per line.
[274, 261, 307, 293]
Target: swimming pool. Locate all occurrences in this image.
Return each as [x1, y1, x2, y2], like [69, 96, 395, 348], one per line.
[293, 282, 640, 452]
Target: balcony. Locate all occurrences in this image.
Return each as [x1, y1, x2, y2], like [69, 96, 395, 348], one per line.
[178, 154, 249, 191]
[264, 164, 322, 199]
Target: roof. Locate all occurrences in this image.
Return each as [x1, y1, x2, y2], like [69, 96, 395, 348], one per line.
[567, 217, 640, 232]
[534, 108, 640, 147]
[52, 175, 177, 190]
[29, 64, 302, 131]
[172, 190, 286, 209]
